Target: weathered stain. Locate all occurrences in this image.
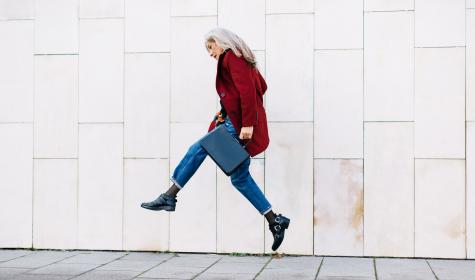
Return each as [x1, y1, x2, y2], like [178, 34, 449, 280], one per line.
[339, 160, 364, 239]
[340, 159, 361, 175]
[339, 160, 364, 230]
[314, 208, 331, 226]
[351, 189, 364, 230]
[445, 214, 465, 239]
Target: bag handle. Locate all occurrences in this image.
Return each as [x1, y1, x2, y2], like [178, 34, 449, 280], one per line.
[213, 107, 258, 149]
[241, 138, 252, 148]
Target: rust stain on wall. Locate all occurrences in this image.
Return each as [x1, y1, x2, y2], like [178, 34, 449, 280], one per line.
[445, 214, 465, 239]
[340, 159, 361, 175]
[339, 160, 364, 242]
[314, 208, 331, 226]
[339, 160, 364, 231]
[351, 189, 364, 230]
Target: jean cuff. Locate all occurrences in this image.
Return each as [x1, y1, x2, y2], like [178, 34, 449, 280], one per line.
[261, 206, 272, 215]
[170, 176, 183, 189]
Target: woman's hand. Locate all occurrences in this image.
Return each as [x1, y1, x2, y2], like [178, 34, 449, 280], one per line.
[239, 126, 254, 140]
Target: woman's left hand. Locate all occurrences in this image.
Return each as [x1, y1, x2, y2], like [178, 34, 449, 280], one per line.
[239, 126, 254, 140]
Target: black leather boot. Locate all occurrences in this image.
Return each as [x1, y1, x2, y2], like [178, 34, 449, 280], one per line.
[269, 214, 290, 251]
[141, 193, 177, 211]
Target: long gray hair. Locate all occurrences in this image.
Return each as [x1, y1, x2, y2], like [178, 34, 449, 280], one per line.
[204, 28, 257, 68]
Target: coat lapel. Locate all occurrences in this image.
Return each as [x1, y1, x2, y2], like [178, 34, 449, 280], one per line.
[215, 48, 230, 95]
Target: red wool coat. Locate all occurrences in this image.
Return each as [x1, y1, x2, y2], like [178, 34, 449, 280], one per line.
[207, 48, 270, 157]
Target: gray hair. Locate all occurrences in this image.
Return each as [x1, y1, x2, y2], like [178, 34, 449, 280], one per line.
[204, 28, 257, 68]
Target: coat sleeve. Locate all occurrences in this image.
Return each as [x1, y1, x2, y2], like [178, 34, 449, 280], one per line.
[207, 119, 216, 132]
[226, 53, 258, 127]
[208, 112, 219, 132]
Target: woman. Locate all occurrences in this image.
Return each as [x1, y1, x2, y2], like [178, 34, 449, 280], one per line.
[141, 28, 290, 251]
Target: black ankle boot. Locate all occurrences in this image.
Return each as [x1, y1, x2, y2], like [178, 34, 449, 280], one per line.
[268, 213, 290, 251]
[141, 193, 177, 211]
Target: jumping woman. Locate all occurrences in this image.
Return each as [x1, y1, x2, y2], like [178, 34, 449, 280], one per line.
[141, 27, 290, 251]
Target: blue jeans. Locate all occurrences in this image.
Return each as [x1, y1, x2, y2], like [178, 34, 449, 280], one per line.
[170, 115, 272, 215]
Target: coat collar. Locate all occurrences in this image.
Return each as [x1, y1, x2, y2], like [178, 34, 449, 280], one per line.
[216, 48, 231, 74]
[215, 48, 231, 94]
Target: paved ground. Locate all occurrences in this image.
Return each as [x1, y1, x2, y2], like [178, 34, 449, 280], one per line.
[0, 249, 474, 280]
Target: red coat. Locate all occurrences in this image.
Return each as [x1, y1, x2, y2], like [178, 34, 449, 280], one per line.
[207, 48, 269, 157]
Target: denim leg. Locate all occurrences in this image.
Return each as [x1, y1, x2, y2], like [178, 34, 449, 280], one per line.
[230, 157, 272, 215]
[170, 137, 209, 189]
[223, 116, 272, 215]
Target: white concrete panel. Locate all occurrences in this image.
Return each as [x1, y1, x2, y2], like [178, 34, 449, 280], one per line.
[218, 0, 265, 50]
[125, 0, 170, 52]
[415, 0, 465, 47]
[415, 159, 465, 259]
[414, 48, 465, 158]
[169, 123, 216, 253]
[265, 0, 313, 14]
[364, 122, 414, 257]
[79, 18, 123, 122]
[80, 0, 124, 18]
[34, 55, 78, 158]
[35, 0, 78, 54]
[254, 51, 266, 78]
[171, 0, 216, 16]
[78, 124, 123, 250]
[170, 17, 217, 123]
[124, 53, 169, 158]
[364, 0, 413, 11]
[217, 158, 265, 254]
[468, 123, 475, 258]
[314, 159, 363, 256]
[0, 124, 32, 248]
[468, 10, 475, 121]
[0, 0, 34, 19]
[364, 11, 414, 121]
[0, 21, 34, 122]
[266, 14, 313, 121]
[33, 159, 77, 249]
[264, 122, 313, 254]
[123, 159, 169, 251]
[469, 0, 475, 8]
[314, 50, 363, 158]
[315, 0, 363, 49]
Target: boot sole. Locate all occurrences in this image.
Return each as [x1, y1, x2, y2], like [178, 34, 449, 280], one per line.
[141, 204, 175, 211]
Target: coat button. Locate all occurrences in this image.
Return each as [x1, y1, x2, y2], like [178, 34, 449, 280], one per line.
[220, 92, 225, 97]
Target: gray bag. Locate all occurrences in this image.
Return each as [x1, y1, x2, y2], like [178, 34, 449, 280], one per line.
[199, 124, 251, 176]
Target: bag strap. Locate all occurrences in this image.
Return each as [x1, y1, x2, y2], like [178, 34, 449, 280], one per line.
[241, 138, 252, 148]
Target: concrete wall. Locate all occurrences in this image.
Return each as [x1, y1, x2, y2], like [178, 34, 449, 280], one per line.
[0, 0, 474, 258]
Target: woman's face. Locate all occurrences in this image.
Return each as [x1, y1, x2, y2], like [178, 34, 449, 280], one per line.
[206, 40, 224, 60]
